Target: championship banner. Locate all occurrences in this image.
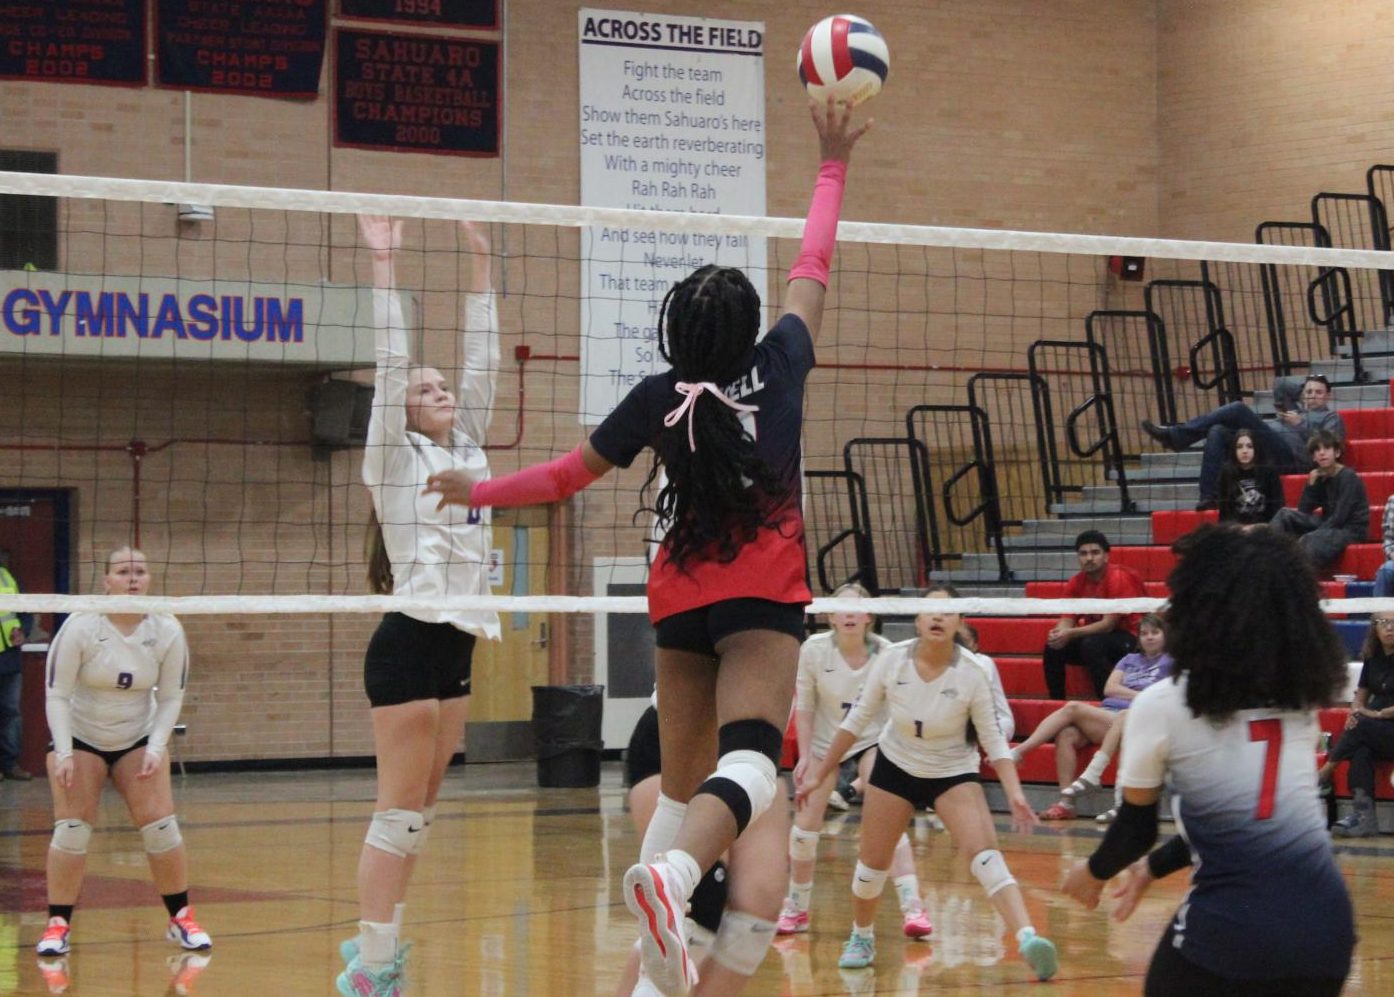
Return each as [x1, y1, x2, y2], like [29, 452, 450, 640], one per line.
[156, 0, 327, 98]
[577, 8, 767, 424]
[334, 28, 499, 156]
[0, 0, 146, 87]
[339, 0, 499, 29]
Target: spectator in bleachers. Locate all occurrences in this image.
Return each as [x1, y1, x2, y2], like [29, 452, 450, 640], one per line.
[1012, 614, 1172, 821]
[1268, 431, 1369, 570]
[1042, 530, 1145, 700]
[1318, 613, 1394, 838]
[1216, 428, 1284, 527]
[1142, 373, 1344, 511]
[1373, 494, 1394, 598]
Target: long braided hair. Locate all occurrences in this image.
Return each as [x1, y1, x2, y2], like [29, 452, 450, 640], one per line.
[642, 265, 786, 571]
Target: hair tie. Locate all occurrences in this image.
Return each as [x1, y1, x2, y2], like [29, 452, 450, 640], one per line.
[663, 381, 759, 452]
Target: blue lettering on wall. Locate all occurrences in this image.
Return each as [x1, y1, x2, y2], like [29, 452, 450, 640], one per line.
[75, 292, 113, 337]
[0, 289, 307, 345]
[2, 289, 40, 335]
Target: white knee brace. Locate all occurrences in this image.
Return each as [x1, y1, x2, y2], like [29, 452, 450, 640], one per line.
[365, 808, 425, 858]
[50, 819, 92, 856]
[851, 861, 889, 900]
[789, 826, 820, 862]
[970, 848, 1016, 897]
[710, 910, 777, 977]
[140, 815, 183, 855]
[715, 750, 779, 827]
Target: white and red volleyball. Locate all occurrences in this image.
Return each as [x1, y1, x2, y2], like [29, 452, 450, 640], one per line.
[797, 14, 889, 107]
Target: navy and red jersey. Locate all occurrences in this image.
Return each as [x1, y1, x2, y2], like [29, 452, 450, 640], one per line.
[589, 313, 815, 623]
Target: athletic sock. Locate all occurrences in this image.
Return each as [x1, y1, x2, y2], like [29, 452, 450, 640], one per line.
[162, 891, 190, 918]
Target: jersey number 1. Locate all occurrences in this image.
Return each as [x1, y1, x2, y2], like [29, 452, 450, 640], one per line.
[1248, 718, 1282, 820]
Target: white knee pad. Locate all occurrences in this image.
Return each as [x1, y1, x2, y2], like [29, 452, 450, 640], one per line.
[970, 849, 1016, 897]
[365, 808, 425, 858]
[50, 819, 92, 856]
[710, 910, 777, 977]
[416, 804, 438, 851]
[789, 826, 820, 862]
[851, 861, 889, 900]
[140, 815, 183, 855]
[716, 750, 778, 827]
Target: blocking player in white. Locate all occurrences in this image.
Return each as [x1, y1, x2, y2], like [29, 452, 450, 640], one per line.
[777, 583, 932, 940]
[1062, 525, 1355, 996]
[796, 585, 1057, 981]
[36, 546, 209, 959]
[340, 215, 500, 997]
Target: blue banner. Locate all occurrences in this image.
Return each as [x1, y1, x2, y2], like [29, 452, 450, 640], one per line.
[157, 0, 326, 98]
[0, 0, 146, 86]
[339, 0, 498, 29]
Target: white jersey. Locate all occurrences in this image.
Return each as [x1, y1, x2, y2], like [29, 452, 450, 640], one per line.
[1120, 677, 1354, 981]
[965, 651, 1014, 742]
[45, 613, 188, 757]
[362, 288, 500, 639]
[795, 631, 891, 760]
[841, 641, 1011, 779]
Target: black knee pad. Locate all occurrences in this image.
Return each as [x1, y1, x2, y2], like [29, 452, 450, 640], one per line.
[688, 859, 729, 936]
[717, 718, 784, 767]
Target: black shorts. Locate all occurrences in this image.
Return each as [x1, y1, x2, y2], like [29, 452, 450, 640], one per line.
[1145, 923, 1346, 997]
[364, 612, 476, 708]
[625, 704, 662, 786]
[869, 750, 979, 810]
[654, 598, 806, 657]
[65, 735, 149, 769]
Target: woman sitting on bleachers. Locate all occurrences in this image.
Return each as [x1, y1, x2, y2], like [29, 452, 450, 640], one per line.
[1318, 613, 1394, 837]
[1268, 430, 1369, 569]
[1217, 428, 1284, 526]
[1009, 614, 1172, 821]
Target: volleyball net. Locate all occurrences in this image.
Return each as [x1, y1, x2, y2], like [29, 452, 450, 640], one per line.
[1, 169, 1392, 628]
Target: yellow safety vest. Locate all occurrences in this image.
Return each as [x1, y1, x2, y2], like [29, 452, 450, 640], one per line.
[0, 567, 20, 650]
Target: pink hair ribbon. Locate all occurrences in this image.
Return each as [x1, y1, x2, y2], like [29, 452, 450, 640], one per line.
[663, 381, 760, 452]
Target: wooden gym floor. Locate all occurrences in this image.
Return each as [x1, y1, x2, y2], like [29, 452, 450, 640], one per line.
[0, 763, 1392, 995]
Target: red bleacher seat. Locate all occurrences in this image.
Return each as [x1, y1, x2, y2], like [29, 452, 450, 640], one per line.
[1329, 544, 1384, 579]
[1341, 437, 1394, 473]
[1318, 708, 1394, 800]
[1282, 472, 1394, 507]
[1342, 408, 1394, 441]
[1108, 545, 1177, 581]
[993, 656, 1096, 699]
[1151, 508, 1218, 544]
[972, 617, 1054, 655]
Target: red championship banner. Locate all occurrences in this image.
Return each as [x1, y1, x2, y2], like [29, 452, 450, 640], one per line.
[334, 28, 498, 156]
[339, 0, 498, 29]
[156, 0, 327, 98]
[0, 0, 146, 87]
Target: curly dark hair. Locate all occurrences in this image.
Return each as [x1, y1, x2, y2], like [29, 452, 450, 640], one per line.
[641, 265, 787, 571]
[1166, 524, 1346, 720]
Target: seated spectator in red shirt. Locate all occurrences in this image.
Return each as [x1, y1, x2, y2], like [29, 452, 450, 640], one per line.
[1043, 530, 1145, 699]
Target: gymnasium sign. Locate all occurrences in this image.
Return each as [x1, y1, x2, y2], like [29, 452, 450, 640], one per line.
[0, 270, 377, 367]
[0, 0, 146, 86]
[334, 28, 499, 156]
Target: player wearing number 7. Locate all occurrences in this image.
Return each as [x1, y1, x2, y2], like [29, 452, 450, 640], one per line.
[1062, 524, 1355, 996]
[36, 546, 210, 961]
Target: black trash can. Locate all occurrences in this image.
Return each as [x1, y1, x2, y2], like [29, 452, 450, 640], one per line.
[531, 684, 604, 788]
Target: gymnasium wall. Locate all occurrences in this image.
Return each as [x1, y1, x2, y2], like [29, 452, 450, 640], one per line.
[0, 1, 1386, 762]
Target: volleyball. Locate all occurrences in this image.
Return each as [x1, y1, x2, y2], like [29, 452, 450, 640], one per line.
[797, 14, 889, 107]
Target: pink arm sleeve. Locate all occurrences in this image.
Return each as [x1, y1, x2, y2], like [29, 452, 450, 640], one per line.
[470, 444, 601, 508]
[788, 160, 849, 286]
